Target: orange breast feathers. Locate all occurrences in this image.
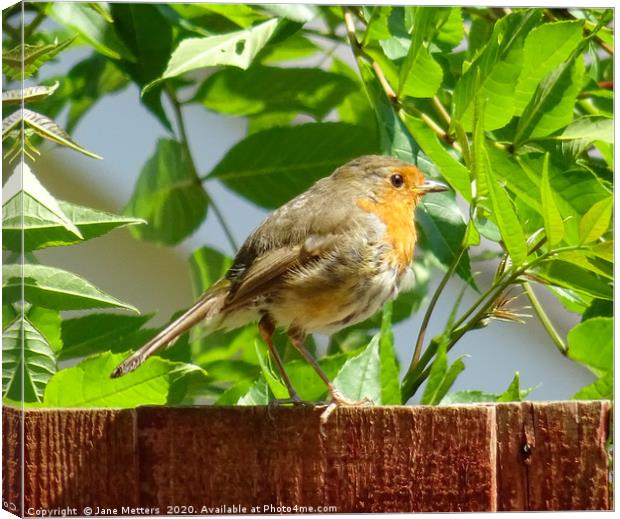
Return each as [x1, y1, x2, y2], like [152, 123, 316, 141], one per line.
[356, 191, 417, 270]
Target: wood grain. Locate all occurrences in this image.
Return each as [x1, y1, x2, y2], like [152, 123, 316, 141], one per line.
[2, 401, 610, 514]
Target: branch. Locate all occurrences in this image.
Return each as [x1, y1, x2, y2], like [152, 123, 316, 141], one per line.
[523, 282, 567, 356]
[166, 88, 239, 251]
[342, 7, 398, 105]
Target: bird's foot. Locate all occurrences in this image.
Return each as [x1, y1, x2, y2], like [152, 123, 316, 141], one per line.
[320, 386, 373, 424]
[267, 394, 321, 417]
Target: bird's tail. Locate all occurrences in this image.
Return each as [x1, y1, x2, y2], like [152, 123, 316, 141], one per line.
[110, 280, 230, 378]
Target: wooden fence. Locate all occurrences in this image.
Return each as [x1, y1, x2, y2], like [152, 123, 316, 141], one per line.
[2, 401, 611, 514]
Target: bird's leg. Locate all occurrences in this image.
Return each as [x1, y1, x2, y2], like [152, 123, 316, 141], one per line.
[258, 315, 302, 405]
[287, 327, 371, 410]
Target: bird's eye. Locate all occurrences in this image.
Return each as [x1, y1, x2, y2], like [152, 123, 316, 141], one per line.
[390, 174, 404, 188]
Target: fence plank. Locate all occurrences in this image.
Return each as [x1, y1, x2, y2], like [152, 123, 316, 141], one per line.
[495, 401, 610, 511]
[2, 401, 610, 514]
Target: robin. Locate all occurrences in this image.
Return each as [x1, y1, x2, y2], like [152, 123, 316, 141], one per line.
[112, 155, 447, 408]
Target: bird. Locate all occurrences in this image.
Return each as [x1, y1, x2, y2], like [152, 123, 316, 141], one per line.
[111, 155, 447, 409]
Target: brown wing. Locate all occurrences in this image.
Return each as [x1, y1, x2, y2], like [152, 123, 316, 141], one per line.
[224, 232, 345, 310]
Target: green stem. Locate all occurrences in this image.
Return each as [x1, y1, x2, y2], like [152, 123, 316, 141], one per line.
[523, 282, 567, 356]
[166, 88, 238, 251]
[410, 246, 465, 371]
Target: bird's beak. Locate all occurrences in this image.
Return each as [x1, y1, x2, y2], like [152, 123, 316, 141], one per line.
[417, 179, 449, 194]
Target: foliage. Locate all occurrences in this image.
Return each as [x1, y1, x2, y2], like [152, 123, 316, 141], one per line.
[2, 3, 613, 408]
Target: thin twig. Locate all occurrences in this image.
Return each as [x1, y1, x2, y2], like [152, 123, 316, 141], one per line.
[342, 7, 399, 105]
[166, 87, 238, 251]
[432, 96, 451, 126]
[410, 247, 466, 371]
[523, 282, 567, 356]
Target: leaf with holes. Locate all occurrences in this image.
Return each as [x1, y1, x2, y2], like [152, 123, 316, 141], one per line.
[124, 139, 209, 244]
[3, 317, 57, 403]
[144, 18, 281, 93]
[2, 37, 75, 80]
[3, 264, 139, 313]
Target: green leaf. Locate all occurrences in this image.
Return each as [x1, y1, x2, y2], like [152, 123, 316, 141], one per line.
[64, 54, 130, 133]
[124, 139, 209, 245]
[417, 192, 474, 286]
[171, 4, 267, 29]
[516, 154, 611, 245]
[567, 317, 612, 377]
[260, 33, 319, 64]
[531, 259, 612, 301]
[514, 55, 585, 145]
[379, 302, 401, 404]
[48, 3, 135, 61]
[540, 153, 564, 247]
[208, 122, 379, 209]
[514, 20, 584, 114]
[579, 198, 613, 244]
[398, 8, 443, 98]
[43, 352, 207, 407]
[452, 10, 541, 131]
[421, 339, 466, 405]
[404, 114, 471, 201]
[2, 37, 75, 80]
[484, 152, 528, 267]
[193, 65, 356, 119]
[333, 334, 382, 403]
[495, 372, 536, 402]
[27, 307, 62, 354]
[110, 4, 174, 132]
[572, 371, 612, 400]
[3, 161, 82, 243]
[330, 58, 376, 130]
[188, 246, 232, 297]
[359, 61, 416, 162]
[3, 108, 102, 159]
[3, 264, 139, 313]
[2, 83, 60, 105]
[59, 313, 153, 361]
[3, 196, 144, 252]
[441, 373, 535, 404]
[3, 317, 57, 403]
[552, 116, 613, 144]
[441, 390, 499, 404]
[237, 377, 269, 405]
[254, 341, 289, 399]
[145, 18, 280, 93]
[261, 4, 319, 23]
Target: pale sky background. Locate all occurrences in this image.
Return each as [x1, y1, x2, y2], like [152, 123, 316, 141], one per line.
[9, 4, 596, 402]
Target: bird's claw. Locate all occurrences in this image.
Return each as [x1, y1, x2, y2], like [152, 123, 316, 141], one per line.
[320, 388, 373, 425]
